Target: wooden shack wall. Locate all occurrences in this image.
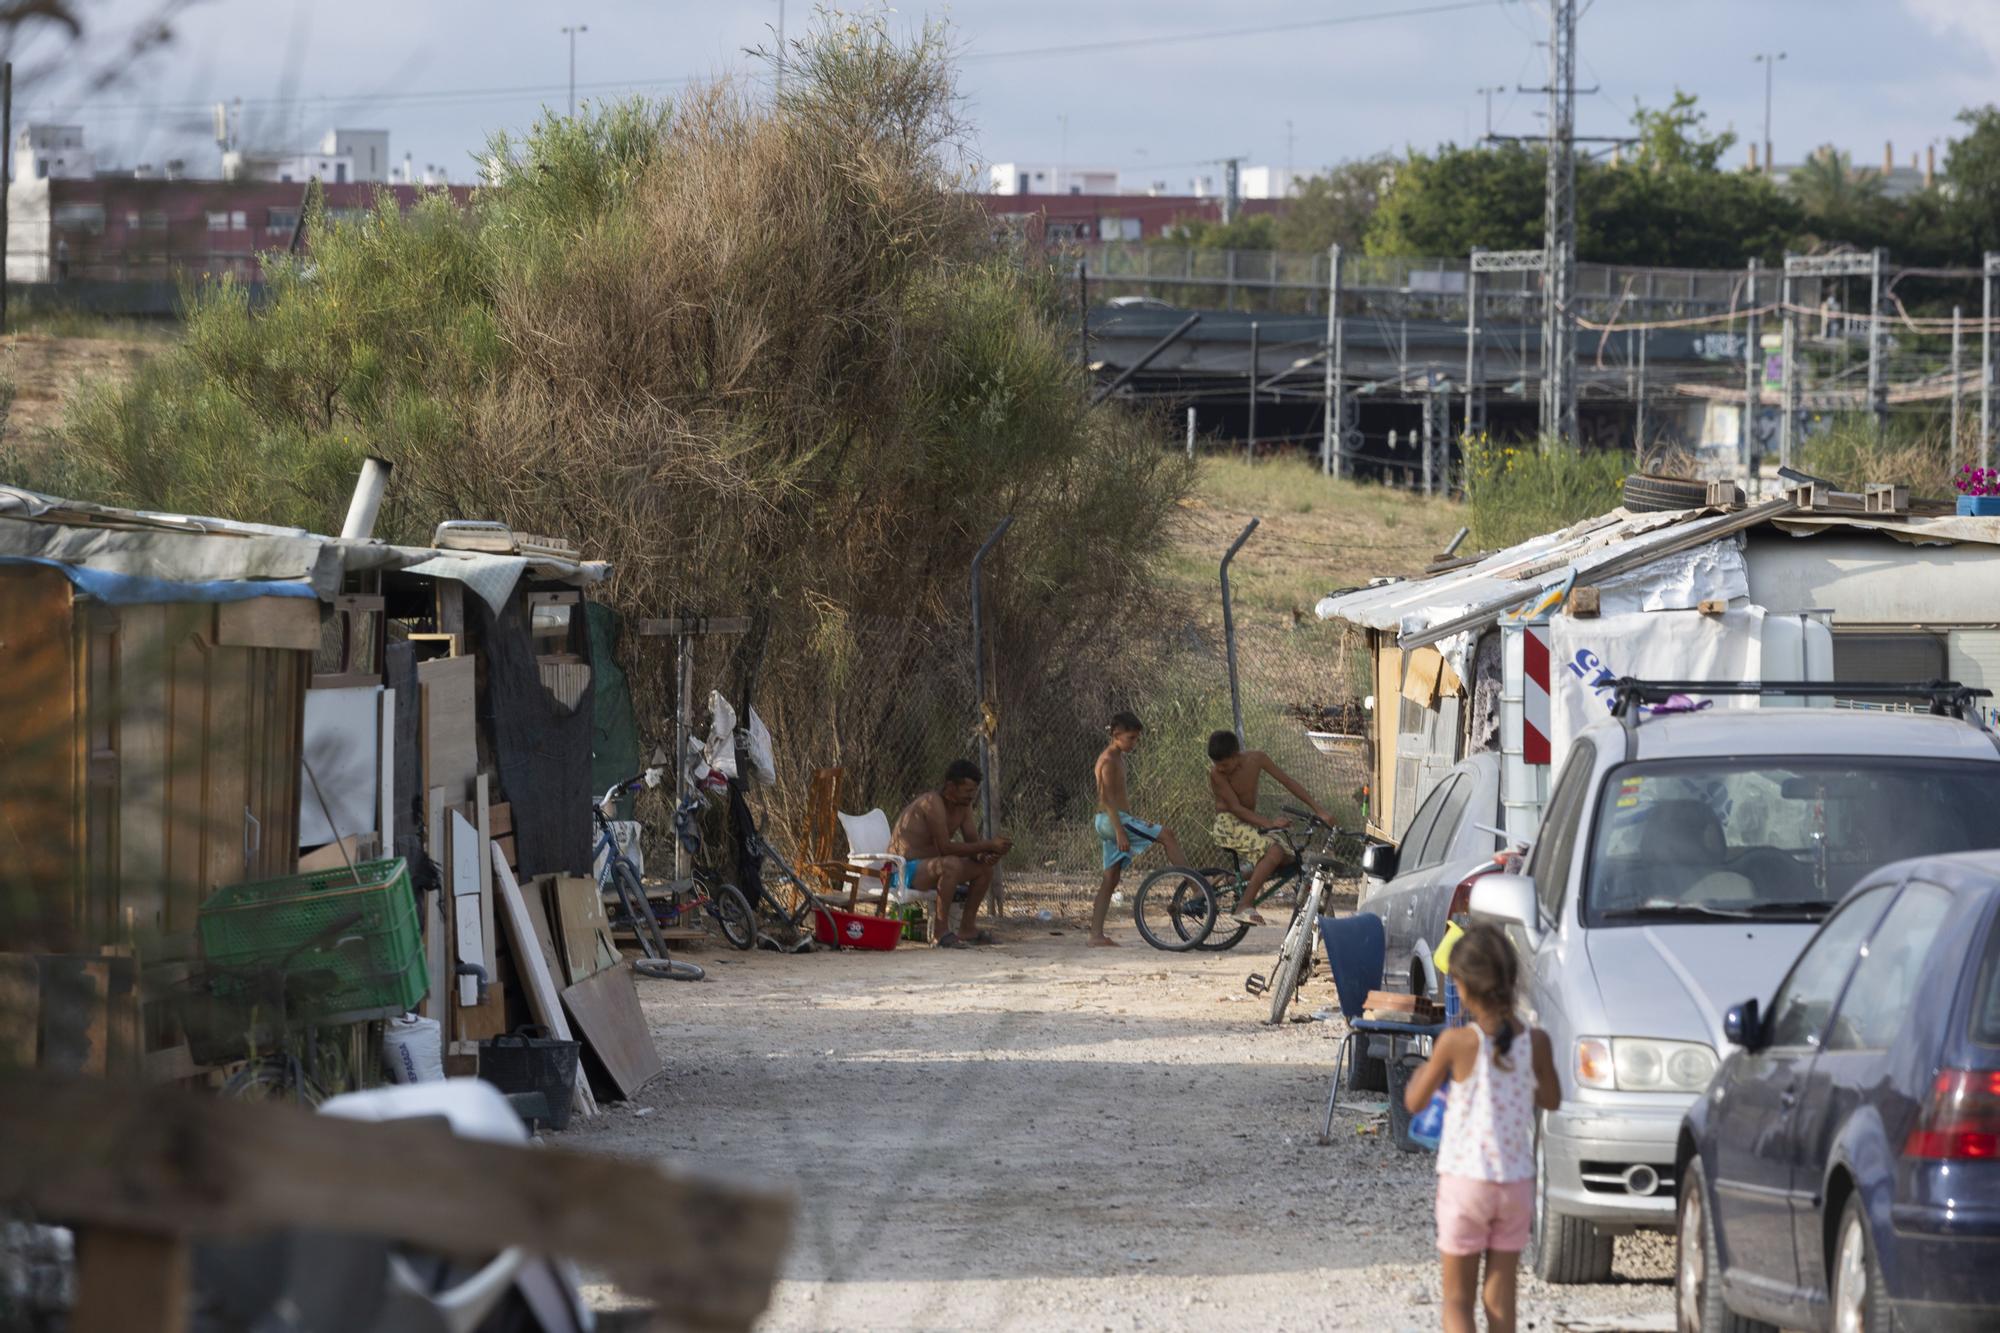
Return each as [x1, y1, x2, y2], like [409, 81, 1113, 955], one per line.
[0, 574, 312, 952]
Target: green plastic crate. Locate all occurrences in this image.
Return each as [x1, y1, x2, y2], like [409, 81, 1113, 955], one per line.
[197, 857, 428, 1024]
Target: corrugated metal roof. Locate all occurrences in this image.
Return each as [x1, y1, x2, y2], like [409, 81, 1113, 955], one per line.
[1315, 501, 2000, 650]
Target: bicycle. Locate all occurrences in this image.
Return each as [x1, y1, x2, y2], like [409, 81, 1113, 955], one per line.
[1133, 808, 1364, 954]
[593, 770, 713, 980]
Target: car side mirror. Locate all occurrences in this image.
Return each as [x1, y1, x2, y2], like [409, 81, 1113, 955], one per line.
[1724, 998, 1761, 1049]
[1361, 842, 1399, 881]
[1468, 872, 1543, 947]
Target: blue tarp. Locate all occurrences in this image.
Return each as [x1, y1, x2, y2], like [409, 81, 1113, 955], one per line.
[0, 555, 319, 605]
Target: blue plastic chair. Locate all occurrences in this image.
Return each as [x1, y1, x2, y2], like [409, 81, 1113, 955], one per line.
[1317, 912, 1444, 1144]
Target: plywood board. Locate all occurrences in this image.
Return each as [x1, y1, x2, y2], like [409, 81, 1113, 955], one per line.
[421, 787, 448, 1022]
[215, 597, 322, 652]
[551, 876, 620, 986]
[523, 877, 566, 995]
[560, 962, 662, 1100]
[300, 685, 382, 847]
[418, 655, 478, 807]
[493, 848, 596, 1119]
[377, 690, 396, 857]
[0, 956, 40, 1068]
[297, 834, 376, 873]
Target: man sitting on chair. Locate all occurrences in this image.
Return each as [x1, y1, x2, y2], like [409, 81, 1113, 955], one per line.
[889, 759, 1012, 949]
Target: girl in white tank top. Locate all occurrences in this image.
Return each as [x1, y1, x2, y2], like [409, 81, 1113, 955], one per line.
[1401, 923, 1561, 1333]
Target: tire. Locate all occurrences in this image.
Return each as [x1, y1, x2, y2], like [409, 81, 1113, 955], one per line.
[1831, 1195, 1897, 1333]
[1264, 878, 1325, 1024]
[1534, 1131, 1615, 1284]
[1194, 874, 1253, 952]
[709, 882, 756, 951]
[1677, 1158, 1775, 1332]
[1623, 471, 1710, 513]
[612, 861, 667, 956]
[634, 957, 705, 981]
[1133, 867, 1218, 952]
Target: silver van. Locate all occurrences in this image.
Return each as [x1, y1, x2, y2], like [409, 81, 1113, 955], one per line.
[1468, 691, 2000, 1283]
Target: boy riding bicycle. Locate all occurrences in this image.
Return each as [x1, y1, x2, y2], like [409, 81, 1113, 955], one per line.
[1206, 730, 1335, 926]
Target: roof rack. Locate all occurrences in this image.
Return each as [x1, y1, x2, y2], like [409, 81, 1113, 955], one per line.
[1608, 678, 1992, 721]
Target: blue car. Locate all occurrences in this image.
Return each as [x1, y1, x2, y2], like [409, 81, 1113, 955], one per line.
[1674, 850, 2000, 1332]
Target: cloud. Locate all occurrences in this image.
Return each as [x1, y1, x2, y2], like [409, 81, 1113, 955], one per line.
[1905, 0, 2000, 70]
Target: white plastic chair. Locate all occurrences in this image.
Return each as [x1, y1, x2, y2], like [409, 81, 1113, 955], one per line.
[836, 808, 910, 914]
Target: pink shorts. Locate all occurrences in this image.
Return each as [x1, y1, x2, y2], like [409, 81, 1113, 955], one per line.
[1435, 1174, 1535, 1256]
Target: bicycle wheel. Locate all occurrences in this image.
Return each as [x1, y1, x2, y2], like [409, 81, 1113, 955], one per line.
[708, 882, 756, 951]
[634, 957, 705, 981]
[222, 1055, 326, 1106]
[1132, 867, 1217, 951]
[1195, 875, 1253, 952]
[1265, 876, 1327, 1024]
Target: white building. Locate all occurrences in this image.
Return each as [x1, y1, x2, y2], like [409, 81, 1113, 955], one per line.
[15, 125, 95, 182]
[224, 128, 391, 185]
[987, 162, 1121, 196]
[1239, 165, 1306, 200]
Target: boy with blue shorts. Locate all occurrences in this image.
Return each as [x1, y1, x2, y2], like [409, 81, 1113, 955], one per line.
[1090, 712, 1185, 947]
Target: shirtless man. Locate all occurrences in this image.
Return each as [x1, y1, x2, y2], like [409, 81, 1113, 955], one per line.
[1207, 729, 1334, 926]
[1090, 711, 1186, 947]
[888, 759, 1012, 948]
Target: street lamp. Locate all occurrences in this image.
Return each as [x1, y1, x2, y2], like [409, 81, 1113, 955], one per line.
[562, 24, 589, 118]
[1753, 52, 1786, 175]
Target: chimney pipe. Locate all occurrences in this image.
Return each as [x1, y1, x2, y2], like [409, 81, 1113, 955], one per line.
[1748, 142, 1760, 172]
[340, 456, 392, 540]
[1927, 143, 1936, 187]
[1884, 140, 1894, 175]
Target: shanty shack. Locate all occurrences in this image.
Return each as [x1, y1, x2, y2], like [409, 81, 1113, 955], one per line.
[1316, 484, 2000, 845]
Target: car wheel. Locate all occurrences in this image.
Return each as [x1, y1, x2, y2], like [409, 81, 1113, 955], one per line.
[1677, 1158, 1774, 1332]
[1831, 1196, 1896, 1333]
[1533, 1132, 1614, 1284]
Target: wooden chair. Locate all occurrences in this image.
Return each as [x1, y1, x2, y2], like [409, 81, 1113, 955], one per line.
[796, 767, 845, 898]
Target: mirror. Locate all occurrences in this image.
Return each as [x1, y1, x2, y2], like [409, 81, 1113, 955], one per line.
[1723, 998, 1761, 1049]
[1468, 873, 1542, 945]
[1361, 842, 1399, 882]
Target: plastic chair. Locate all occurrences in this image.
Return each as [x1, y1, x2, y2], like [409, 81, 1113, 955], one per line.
[1316, 912, 1444, 1145]
[832, 808, 909, 914]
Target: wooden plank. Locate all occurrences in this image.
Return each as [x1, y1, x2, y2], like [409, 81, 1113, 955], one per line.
[420, 787, 448, 1023]
[72, 1226, 189, 1333]
[495, 834, 517, 868]
[0, 567, 80, 954]
[417, 655, 477, 806]
[201, 646, 255, 900]
[39, 957, 108, 1076]
[0, 956, 40, 1068]
[116, 603, 169, 942]
[560, 961, 662, 1100]
[162, 621, 209, 938]
[142, 1043, 200, 1084]
[524, 877, 567, 998]
[489, 802, 514, 837]
[494, 849, 596, 1119]
[0, 1075, 789, 1328]
[474, 775, 496, 988]
[297, 834, 375, 873]
[214, 597, 321, 653]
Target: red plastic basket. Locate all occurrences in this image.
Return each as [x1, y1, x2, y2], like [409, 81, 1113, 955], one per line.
[812, 906, 903, 951]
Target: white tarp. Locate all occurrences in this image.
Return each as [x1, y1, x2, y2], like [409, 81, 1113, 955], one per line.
[1547, 607, 1765, 761]
[300, 685, 382, 847]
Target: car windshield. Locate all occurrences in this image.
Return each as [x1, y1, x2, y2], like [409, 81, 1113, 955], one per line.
[1584, 758, 2000, 924]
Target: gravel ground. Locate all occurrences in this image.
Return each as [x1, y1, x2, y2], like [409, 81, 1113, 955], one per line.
[568, 902, 1675, 1331]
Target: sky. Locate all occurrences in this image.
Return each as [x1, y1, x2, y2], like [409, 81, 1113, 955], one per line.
[20, 0, 2000, 188]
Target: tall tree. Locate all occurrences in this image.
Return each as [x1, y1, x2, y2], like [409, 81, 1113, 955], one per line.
[1945, 105, 2000, 254]
[1274, 155, 1396, 253]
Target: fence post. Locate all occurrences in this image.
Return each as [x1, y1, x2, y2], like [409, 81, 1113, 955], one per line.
[1780, 257, 1796, 470]
[1186, 405, 1196, 460]
[1220, 518, 1260, 742]
[1743, 257, 1760, 486]
[1324, 243, 1343, 477]
[1953, 305, 1965, 463]
[1246, 320, 1259, 459]
[969, 515, 1013, 915]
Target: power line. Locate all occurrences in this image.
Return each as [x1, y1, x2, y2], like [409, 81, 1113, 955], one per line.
[962, 0, 1507, 64]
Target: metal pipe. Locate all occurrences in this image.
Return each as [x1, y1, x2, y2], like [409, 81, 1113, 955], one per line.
[1331, 246, 1347, 478]
[1186, 406, 1196, 460]
[1323, 243, 1341, 476]
[1220, 518, 1260, 742]
[1089, 314, 1201, 406]
[339, 457, 393, 540]
[1953, 305, 1965, 461]
[969, 515, 1014, 846]
[1743, 258, 1760, 484]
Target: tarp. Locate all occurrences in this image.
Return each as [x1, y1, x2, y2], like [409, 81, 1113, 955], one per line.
[1547, 607, 1765, 760]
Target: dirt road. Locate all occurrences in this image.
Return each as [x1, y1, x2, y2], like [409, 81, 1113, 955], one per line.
[574, 908, 1675, 1331]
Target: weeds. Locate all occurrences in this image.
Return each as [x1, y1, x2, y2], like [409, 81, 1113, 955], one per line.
[1461, 434, 1629, 549]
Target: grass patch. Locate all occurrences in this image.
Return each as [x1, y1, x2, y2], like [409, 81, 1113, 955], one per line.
[1463, 435, 1628, 549]
[7, 309, 176, 342]
[1792, 418, 1957, 496]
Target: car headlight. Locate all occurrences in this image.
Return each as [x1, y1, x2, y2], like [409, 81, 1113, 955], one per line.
[1574, 1037, 1717, 1092]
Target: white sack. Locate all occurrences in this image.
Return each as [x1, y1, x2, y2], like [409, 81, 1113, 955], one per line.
[703, 690, 777, 787]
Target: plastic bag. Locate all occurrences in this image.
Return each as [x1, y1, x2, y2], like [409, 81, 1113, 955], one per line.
[380, 1012, 444, 1084]
[1409, 1082, 1449, 1152]
[702, 690, 777, 787]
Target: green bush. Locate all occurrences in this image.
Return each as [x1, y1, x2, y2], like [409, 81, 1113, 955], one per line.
[1461, 435, 1628, 549]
